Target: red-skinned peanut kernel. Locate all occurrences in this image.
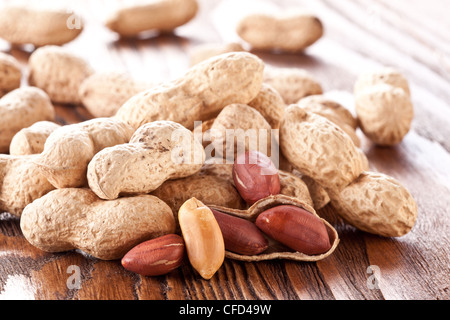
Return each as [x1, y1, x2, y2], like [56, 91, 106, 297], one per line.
[233, 151, 281, 205]
[121, 234, 185, 276]
[256, 205, 331, 255]
[211, 208, 268, 255]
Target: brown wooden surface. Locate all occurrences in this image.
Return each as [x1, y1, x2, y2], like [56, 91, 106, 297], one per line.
[1, 0, 449, 300]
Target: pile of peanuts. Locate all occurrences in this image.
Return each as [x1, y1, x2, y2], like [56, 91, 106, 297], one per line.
[0, 0, 417, 280]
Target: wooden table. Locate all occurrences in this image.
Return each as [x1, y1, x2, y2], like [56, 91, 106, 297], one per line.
[1, 0, 449, 300]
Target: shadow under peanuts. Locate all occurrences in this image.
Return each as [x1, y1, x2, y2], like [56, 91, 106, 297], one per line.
[110, 30, 192, 49]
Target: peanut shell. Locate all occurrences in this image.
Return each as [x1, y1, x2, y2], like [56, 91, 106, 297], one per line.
[0, 154, 55, 216]
[280, 105, 364, 192]
[354, 67, 411, 96]
[248, 83, 286, 129]
[88, 121, 205, 200]
[0, 6, 83, 46]
[115, 52, 264, 130]
[20, 188, 175, 260]
[0, 52, 21, 98]
[236, 13, 323, 52]
[106, 0, 198, 37]
[10, 121, 61, 156]
[79, 71, 152, 117]
[355, 84, 413, 146]
[28, 45, 93, 104]
[328, 172, 418, 237]
[264, 66, 322, 104]
[0, 87, 55, 153]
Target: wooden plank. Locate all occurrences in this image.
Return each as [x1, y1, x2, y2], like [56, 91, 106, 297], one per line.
[0, 0, 449, 300]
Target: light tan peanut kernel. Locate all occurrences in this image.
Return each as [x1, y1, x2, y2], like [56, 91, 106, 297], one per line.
[0, 52, 21, 98]
[0, 6, 83, 47]
[0, 154, 55, 217]
[248, 83, 286, 129]
[209, 104, 275, 161]
[0, 87, 55, 153]
[264, 65, 322, 104]
[20, 188, 176, 260]
[79, 71, 153, 118]
[106, 0, 198, 37]
[280, 105, 364, 192]
[328, 172, 417, 237]
[9, 121, 61, 156]
[355, 84, 413, 146]
[115, 52, 264, 130]
[87, 121, 205, 200]
[178, 198, 225, 280]
[28, 45, 94, 104]
[190, 42, 245, 66]
[34, 118, 134, 188]
[236, 13, 323, 53]
[354, 67, 411, 96]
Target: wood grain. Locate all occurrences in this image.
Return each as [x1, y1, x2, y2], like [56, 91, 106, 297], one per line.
[1, 0, 449, 300]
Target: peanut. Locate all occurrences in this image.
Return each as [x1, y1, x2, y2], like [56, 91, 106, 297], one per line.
[151, 163, 247, 227]
[0, 154, 55, 217]
[115, 52, 264, 130]
[264, 65, 323, 104]
[328, 172, 418, 237]
[106, 0, 198, 37]
[121, 234, 185, 276]
[20, 188, 176, 260]
[87, 121, 205, 200]
[0, 6, 83, 47]
[281, 105, 364, 192]
[33, 118, 134, 188]
[354, 67, 411, 96]
[256, 205, 331, 255]
[79, 71, 153, 118]
[209, 104, 275, 161]
[190, 42, 245, 66]
[198, 157, 314, 208]
[211, 209, 268, 256]
[9, 121, 61, 156]
[233, 151, 281, 205]
[210, 194, 339, 262]
[236, 13, 323, 53]
[0, 52, 21, 98]
[178, 198, 225, 280]
[280, 105, 417, 237]
[355, 83, 413, 146]
[297, 94, 360, 147]
[248, 83, 286, 129]
[0, 87, 55, 153]
[28, 45, 94, 104]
